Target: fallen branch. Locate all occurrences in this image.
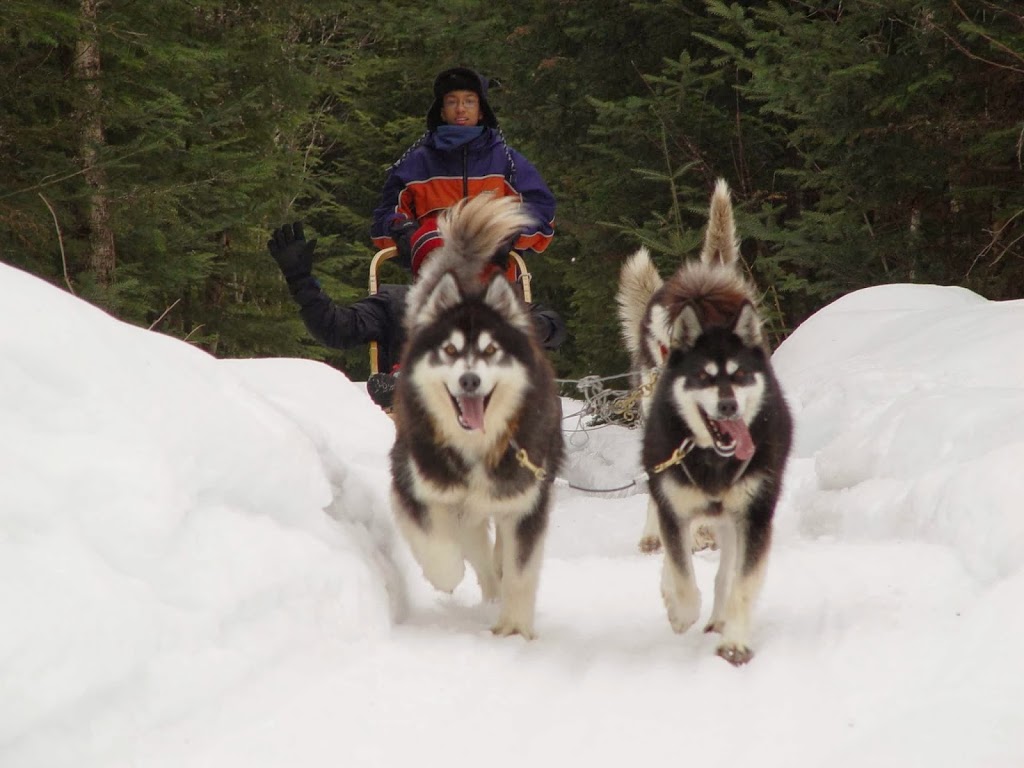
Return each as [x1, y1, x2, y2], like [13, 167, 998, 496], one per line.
[148, 298, 180, 330]
[39, 193, 74, 295]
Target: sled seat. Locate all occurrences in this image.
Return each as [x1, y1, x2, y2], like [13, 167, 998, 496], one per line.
[368, 247, 532, 375]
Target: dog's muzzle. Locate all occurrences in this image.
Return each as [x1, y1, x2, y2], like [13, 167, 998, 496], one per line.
[700, 406, 755, 460]
[450, 372, 490, 431]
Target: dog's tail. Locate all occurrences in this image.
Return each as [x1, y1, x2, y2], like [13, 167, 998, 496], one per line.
[700, 178, 739, 267]
[404, 193, 535, 331]
[616, 246, 663, 357]
[431, 193, 534, 287]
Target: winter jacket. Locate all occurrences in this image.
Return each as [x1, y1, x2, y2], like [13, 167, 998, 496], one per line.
[370, 128, 555, 259]
[288, 277, 566, 374]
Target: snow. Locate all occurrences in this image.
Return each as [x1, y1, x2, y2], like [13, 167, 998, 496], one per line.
[2, 262, 1022, 767]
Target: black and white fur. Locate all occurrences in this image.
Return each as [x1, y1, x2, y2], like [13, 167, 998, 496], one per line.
[619, 179, 792, 664]
[617, 180, 752, 554]
[390, 194, 563, 639]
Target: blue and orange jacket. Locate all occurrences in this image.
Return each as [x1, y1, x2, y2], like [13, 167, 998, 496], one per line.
[370, 128, 555, 256]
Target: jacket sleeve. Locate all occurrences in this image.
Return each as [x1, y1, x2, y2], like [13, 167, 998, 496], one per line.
[509, 149, 556, 254]
[287, 276, 391, 350]
[370, 168, 407, 249]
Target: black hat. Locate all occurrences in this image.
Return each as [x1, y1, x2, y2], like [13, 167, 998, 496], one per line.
[426, 67, 498, 130]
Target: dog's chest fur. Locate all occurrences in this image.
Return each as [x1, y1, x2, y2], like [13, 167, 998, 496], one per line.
[643, 369, 789, 516]
[391, 387, 561, 522]
[406, 451, 543, 523]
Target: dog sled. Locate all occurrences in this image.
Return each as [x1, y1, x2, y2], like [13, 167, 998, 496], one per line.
[367, 246, 533, 375]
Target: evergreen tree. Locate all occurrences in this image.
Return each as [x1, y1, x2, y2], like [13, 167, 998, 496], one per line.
[2, 0, 1021, 384]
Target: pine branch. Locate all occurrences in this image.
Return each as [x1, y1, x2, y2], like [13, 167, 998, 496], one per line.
[925, 2, 1024, 75]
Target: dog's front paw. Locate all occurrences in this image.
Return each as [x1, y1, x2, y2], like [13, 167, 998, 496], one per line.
[491, 616, 536, 640]
[638, 535, 662, 554]
[419, 549, 465, 594]
[716, 642, 754, 666]
[661, 587, 700, 634]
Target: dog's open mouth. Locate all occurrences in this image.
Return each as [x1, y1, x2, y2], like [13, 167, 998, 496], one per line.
[700, 409, 756, 461]
[450, 392, 491, 431]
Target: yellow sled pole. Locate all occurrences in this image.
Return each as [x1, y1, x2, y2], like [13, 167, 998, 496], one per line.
[368, 247, 397, 376]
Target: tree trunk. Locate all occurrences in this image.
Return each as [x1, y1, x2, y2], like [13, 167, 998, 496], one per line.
[75, 0, 116, 286]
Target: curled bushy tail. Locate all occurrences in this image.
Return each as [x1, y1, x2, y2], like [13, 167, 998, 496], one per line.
[616, 247, 663, 357]
[405, 193, 534, 332]
[700, 178, 739, 267]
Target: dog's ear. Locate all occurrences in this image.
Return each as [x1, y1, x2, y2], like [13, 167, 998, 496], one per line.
[670, 303, 703, 350]
[413, 272, 462, 329]
[483, 276, 532, 335]
[732, 300, 763, 347]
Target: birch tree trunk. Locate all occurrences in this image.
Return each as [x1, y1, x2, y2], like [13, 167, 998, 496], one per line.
[74, 0, 116, 286]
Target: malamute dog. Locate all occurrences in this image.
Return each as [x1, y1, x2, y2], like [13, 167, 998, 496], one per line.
[390, 194, 563, 639]
[618, 179, 792, 664]
[617, 263, 719, 551]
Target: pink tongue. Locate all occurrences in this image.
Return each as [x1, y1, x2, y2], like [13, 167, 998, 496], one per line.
[458, 396, 486, 431]
[717, 419, 755, 460]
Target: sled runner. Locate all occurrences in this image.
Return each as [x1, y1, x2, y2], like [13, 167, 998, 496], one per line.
[368, 246, 532, 375]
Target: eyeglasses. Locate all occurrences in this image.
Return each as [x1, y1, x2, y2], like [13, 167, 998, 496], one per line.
[443, 95, 479, 108]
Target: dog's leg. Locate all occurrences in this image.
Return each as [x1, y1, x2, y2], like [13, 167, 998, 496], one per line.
[392, 492, 465, 593]
[704, 519, 737, 634]
[638, 383, 663, 554]
[638, 498, 662, 553]
[491, 502, 549, 639]
[458, 519, 500, 602]
[493, 525, 504, 580]
[658, 504, 701, 633]
[715, 514, 772, 666]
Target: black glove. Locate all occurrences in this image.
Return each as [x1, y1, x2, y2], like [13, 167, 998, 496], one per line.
[268, 221, 316, 281]
[389, 218, 418, 266]
[529, 304, 567, 350]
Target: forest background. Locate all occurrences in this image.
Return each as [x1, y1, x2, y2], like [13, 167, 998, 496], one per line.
[2, 1, 1022, 380]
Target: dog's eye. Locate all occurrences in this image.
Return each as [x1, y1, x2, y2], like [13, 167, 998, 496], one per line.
[443, 343, 458, 356]
[732, 369, 754, 384]
[480, 343, 497, 357]
[694, 371, 712, 385]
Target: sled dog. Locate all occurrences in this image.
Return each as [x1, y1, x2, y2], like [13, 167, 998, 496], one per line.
[618, 179, 792, 664]
[390, 194, 563, 639]
[617, 260, 719, 551]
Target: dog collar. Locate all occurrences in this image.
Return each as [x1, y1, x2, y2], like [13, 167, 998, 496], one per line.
[650, 437, 695, 475]
[650, 437, 754, 486]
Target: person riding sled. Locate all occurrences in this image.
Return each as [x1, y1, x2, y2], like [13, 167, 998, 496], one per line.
[370, 66, 556, 277]
[269, 66, 565, 409]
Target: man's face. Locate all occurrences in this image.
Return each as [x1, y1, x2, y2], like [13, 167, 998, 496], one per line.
[440, 90, 481, 126]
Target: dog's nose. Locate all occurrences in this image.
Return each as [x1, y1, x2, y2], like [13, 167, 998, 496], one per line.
[459, 372, 481, 393]
[717, 398, 738, 419]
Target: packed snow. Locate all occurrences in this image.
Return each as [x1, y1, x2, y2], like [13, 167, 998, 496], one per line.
[2, 261, 1022, 767]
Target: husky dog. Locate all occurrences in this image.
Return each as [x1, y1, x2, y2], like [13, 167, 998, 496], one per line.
[390, 194, 563, 639]
[618, 247, 708, 554]
[619, 179, 792, 664]
[618, 261, 718, 553]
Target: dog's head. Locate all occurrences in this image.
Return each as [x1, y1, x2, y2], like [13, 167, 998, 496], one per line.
[664, 301, 766, 459]
[404, 273, 535, 440]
